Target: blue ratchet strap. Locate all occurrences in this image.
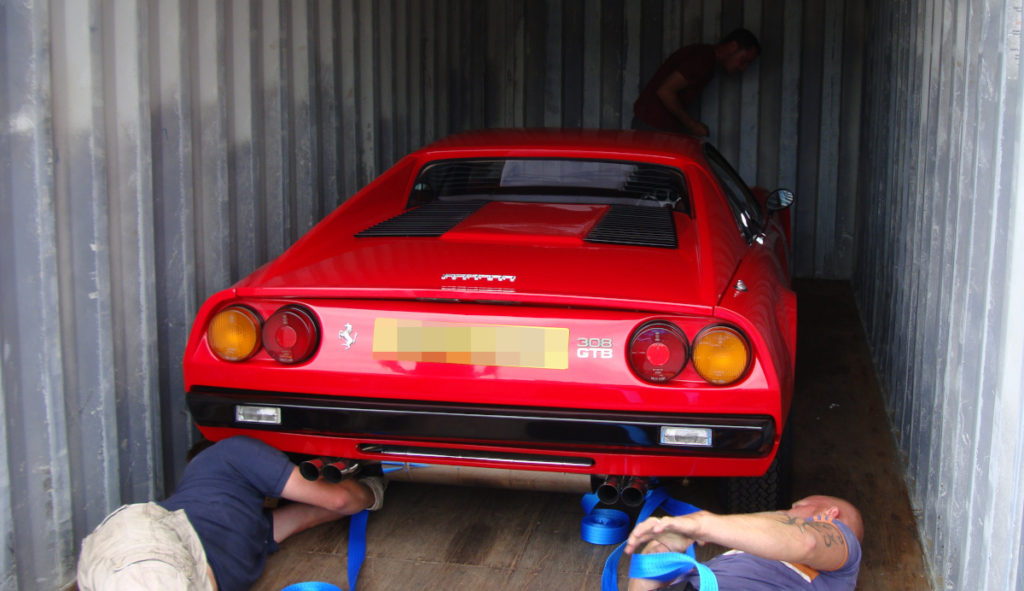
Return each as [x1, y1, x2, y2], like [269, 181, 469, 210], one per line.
[348, 462, 428, 590]
[347, 509, 368, 590]
[581, 492, 632, 545]
[281, 582, 342, 591]
[592, 487, 716, 591]
[629, 552, 718, 591]
[381, 462, 430, 474]
[346, 461, 430, 591]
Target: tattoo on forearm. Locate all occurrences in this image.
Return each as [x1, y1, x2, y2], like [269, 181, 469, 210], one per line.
[774, 513, 802, 528]
[772, 513, 847, 548]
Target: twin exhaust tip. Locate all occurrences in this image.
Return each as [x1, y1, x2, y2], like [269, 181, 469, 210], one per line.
[299, 457, 360, 483]
[596, 475, 650, 507]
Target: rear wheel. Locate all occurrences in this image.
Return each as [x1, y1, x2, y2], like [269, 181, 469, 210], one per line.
[719, 422, 793, 513]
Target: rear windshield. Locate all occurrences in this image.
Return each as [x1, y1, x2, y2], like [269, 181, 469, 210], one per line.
[407, 158, 689, 214]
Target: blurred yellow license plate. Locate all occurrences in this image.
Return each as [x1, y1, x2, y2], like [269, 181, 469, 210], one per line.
[372, 318, 569, 369]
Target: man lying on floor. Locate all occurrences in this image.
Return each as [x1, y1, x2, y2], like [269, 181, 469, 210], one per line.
[625, 495, 863, 591]
[77, 436, 386, 591]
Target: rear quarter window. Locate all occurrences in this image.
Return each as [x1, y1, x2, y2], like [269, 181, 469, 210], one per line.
[703, 145, 764, 242]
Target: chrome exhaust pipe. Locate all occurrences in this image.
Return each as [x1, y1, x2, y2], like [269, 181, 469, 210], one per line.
[620, 476, 650, 507]
[299, 458, 325, 481]
[383, 463, 592, 494]
[596, 475, 625, 505]
[299, 457, 360, 482]
[322, 459, 360, 483]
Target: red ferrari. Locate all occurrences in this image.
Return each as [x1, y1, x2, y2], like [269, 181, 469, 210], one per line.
[184, 129, 797, 511]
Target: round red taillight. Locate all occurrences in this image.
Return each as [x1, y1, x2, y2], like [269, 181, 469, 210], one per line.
[628, 321, 688, 383]
[262, 305, 320, 364]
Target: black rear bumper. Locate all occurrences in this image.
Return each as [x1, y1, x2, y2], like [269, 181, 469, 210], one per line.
[187, 386, 775, 456]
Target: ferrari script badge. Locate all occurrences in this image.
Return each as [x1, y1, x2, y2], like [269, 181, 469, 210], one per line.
[441, 273, 516, 283]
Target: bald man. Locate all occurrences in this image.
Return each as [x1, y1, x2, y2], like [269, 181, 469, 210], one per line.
[625, 495, 863, 591]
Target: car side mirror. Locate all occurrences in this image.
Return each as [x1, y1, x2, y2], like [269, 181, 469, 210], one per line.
[766, 189, 795, 212]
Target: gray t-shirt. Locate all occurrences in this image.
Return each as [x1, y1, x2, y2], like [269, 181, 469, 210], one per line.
[673, 518, 861, 591]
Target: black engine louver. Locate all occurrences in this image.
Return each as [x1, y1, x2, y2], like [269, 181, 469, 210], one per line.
[584, 205, 677, 249]
[355, 201, 487, 237]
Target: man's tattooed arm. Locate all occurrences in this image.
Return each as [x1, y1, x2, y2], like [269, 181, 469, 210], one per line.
[769, 512, 849, 566]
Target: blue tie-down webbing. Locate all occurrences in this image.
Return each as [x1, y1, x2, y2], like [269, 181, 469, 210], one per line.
[342, 462, 431, 591]
[281, 510, 367, 591]
[298, 462, 428, 591]
[287, 463, 432, 591]
[629, 552, 718, 591]
[580, 486, 719, 591]
[281, 582, 342, 591]
[346, 509, 369, 590]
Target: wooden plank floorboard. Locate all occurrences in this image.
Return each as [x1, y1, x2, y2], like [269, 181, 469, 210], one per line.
[252, 279, 931, 591]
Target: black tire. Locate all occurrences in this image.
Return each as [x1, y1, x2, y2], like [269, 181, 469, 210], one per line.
[719, 422, 793, 513]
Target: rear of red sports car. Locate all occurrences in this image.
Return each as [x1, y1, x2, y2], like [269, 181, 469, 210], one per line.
[184, 129, 797, 510]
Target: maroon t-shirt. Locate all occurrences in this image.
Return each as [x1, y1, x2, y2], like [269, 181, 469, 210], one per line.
[633, 44, 717, 131]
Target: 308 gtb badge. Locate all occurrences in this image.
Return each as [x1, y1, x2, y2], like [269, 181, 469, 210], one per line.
[576, 337, 614, 359]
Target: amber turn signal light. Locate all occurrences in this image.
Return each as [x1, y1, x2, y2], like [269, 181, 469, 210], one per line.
[692, 325, 750, 385]
[207, 306, 263, 362]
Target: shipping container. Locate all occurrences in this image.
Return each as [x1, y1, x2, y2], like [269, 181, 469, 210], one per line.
[1, 1, 1022, 589]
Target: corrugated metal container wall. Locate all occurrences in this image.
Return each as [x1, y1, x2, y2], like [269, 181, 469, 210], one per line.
[2, 0, 1020, 589]
[855, 1, 1024, 590]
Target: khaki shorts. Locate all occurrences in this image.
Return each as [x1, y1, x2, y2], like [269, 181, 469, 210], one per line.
[77, 502, 215, 591]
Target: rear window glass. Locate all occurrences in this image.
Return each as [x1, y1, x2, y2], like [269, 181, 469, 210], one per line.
[407, 158, 690, 214]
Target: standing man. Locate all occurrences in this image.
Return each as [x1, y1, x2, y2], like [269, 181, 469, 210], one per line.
[633, 28, 761, 136]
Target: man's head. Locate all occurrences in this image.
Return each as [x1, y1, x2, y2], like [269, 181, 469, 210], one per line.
[716, 28, 761, 73]
[785, 495, 864, 542]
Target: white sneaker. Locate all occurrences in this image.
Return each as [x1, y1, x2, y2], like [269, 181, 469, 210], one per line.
[359, 476, 387, 511]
